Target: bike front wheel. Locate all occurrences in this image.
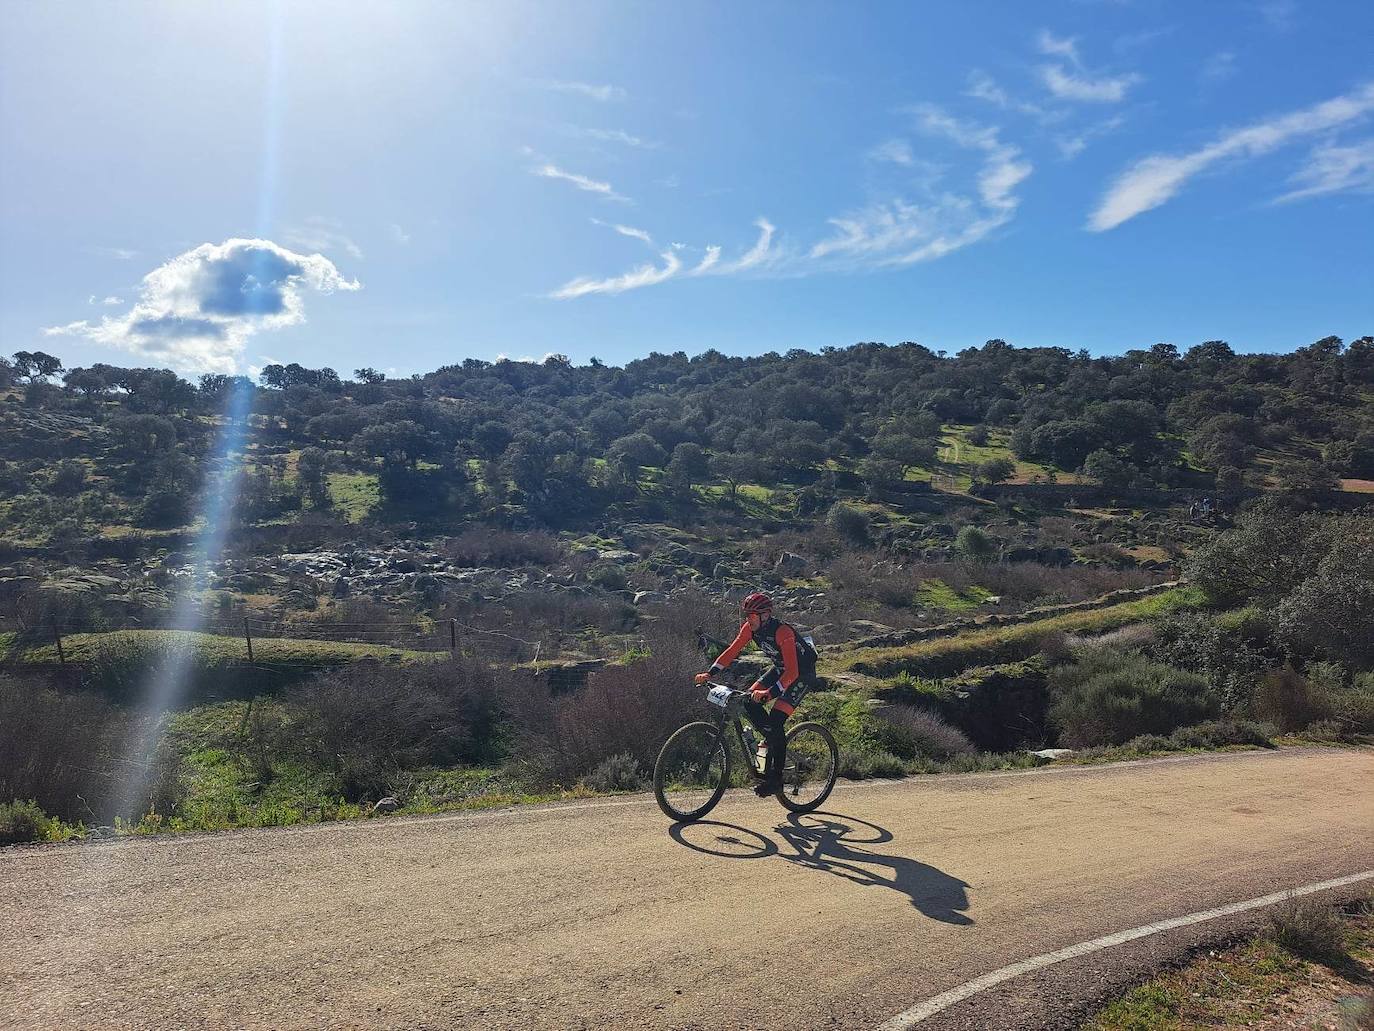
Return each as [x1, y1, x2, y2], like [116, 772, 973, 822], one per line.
[654, 721, 731, 822]
[776, 721, 839, 813]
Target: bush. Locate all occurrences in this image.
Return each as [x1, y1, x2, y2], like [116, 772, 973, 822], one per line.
[1251, 668, 1334, 733]
[445, 527, 565, 567]
[1123, 733, 1172, 753]
[0, 800, 57, 845]
[1167, 719, 1273, 749]
[841, 749, 906, 780]
[582, 753, 647, 792]
[826, 502, 870, 544]
[292, 657, 512, 800]
[955, 525, 996, 563]
[0, 678, 183, 823]
[509, 630, 702, 785]
[1049, 646, 1219, 747]
[1268, 899, 1348, 964]
[873, 704, 974, 760]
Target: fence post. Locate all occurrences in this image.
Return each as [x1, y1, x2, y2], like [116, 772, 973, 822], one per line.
[449, 619, 457, 657]
[243, 618, 254, 662]
[51, 622, 65, 665]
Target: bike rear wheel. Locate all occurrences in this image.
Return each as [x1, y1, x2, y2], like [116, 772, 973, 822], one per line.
[776, 721, 839, 813]
[654, 721, 731, 822]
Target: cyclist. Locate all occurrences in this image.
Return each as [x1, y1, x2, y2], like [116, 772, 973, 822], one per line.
[694, 592, 818, 796]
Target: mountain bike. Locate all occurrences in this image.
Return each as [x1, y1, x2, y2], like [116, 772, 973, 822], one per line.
[653, 682, 839, 822]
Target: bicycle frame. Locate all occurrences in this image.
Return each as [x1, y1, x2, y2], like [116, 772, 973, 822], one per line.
[705, 683, 770, 780]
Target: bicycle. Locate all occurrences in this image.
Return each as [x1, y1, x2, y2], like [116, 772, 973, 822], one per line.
[653, 682, 839, 822]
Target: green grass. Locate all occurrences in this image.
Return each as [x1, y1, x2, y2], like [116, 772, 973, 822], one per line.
[326, 471, 380, 523]
[830, 587, 1205, 678]
[916, 578, 994, 612]
[1085, 907, 1374, 1030]
[15, 629, 440, 700]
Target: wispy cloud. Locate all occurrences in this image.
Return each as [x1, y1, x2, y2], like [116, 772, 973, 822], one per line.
[566, 126, 660, 149]
[1200, 50, 1237, 84]
[965, 71, 1058, 123]
[1090, 82, 1374, 230]
[86, 246, 138, 261]
[1036, 29, 1082, 64]
[283, 216, 364, 260]
[42, 238, 359, 373]
[1056, 114, 1126, 159]
[88, 294, 125, 306]
[1036, 28, 1141, 103]
[1041, 64, 1141, 102]
[1275, 138, 1374, 203]
[538, 79, 626, 102]
[1256, 0, 1297, 32]
[591, 218, 653, 244]
[532, 162, 630, 202]
[389, 223, 411, 245]
[691, 246, 722, 275]
[550, 246, 682, 299]
[868, 139, 915, 166]
[727, 219, 777, 272]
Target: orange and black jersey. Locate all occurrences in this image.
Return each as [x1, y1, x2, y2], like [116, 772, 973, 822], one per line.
[708, 617, 818, 714]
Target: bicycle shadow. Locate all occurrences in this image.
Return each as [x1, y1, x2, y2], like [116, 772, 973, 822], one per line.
[664, 811, 972, 925]
[773, 812, 973, 925]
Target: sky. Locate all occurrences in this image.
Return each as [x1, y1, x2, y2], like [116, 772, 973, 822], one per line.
[2, 0, 1372, 377]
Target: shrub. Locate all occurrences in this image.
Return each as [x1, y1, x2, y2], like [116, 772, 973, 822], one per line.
[826, 502, 870, 544]
[509, 630, 702, 785]
[0, 678, 183, 823]
[1123, 733, 1172, 753]
[1049, 646, 1219, 747]
[1167, 719, 1273, 749]
[1251, 668, 1334, 733]
[445, 527, 565, 567]
[582, 753, 647, 792]
[0, 800, 57, 845]
[586, 563, 628, 592]
[955, 525, 996, 563]
[841, 749, 906, 780]
[1268, 899, 1347, 964]
[873, 704, 974, 760]
[292, 657, 512, 800]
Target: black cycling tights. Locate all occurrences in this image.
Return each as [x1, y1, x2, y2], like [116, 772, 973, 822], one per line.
[742, 701, 788, 781]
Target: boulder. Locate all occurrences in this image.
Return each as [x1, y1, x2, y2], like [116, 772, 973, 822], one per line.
[633, 590, 668, 606]
[774, 552, 810, 577]
[371, 797, 400, 815]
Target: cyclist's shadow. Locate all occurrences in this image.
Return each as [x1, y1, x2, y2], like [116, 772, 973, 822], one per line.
[772, 812, 973, 925]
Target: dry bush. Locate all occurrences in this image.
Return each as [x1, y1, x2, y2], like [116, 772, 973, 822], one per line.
[0, 677, 183, 823]
[445, 527, 565, 567]
[1252, 668, 1334, 733]
[873, 704, 974, 760]
[291, 657, 516, 800]
[1268, 899, 1348, 964]
[509, 630, 703, 785]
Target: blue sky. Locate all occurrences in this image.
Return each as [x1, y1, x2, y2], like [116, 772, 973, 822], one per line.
[2, 0, 1372, 376]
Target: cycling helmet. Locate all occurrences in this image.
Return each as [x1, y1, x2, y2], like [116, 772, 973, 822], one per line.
[741, 591, 773, 616]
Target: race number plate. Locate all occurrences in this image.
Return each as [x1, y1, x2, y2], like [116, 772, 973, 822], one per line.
[707, 684, 733, 708]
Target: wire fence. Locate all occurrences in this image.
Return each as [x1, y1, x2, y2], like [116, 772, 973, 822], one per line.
[0, 614, 547, 668]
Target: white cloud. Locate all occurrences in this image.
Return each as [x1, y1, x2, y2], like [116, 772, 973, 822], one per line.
[1036, 29, 1081, 65]
[549, 246, 683, 299]
[868, 139, 915, 166]
[283, 216, 364, 260]
[591, 218, 653, 244]
[1090, 81, 1374, 230]
[41, 238, 360, 373]
[567, 126, 659, 149]
[389, 223, 411, 245]
[532, 162, 630, 202]
[539, 79, 626, 102]
[1055, 114, 1125, 160]
[1275, 138, 1374, 203]
[1041, 64, 1141, 103]
[102, 295, 124, 305]
[728, 219, 777, 272]
[691, 245, 722, 275]
[86, 246, 138, 260]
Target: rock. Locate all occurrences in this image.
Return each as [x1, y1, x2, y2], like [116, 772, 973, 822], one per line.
[596, 549, 638, 563]
[1028, 748, 1075, 761]
[774, 551, 810, 576]
[849, 619, 894, 635]
[371, 797, 400, 815]
[633, 590, 668, 606]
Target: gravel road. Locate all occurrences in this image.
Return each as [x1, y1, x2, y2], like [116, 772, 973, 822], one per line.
[3, 747, 1371, 1030]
